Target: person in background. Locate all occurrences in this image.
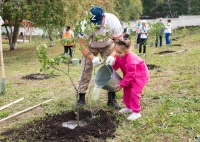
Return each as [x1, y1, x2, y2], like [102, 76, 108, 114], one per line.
[62, 26, 75, 58]
[123, 27, 129, 34]
[155, 18, 165, 47]
[135, 20, 141, 45]
[77, 6, 123, 109]
[165, 19, 172, 45]
[123, 27, 131, 40]
[113, 34, 150, 120]
[138, 20, 150, 55]
[135, 20, 141, 35]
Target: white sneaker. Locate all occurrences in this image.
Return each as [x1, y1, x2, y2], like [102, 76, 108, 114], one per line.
[119, 108, 133, 114]
[127, 112, 141, 120]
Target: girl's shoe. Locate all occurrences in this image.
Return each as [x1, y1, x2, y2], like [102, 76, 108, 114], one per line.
[119, 108, 133, 114]
[127, 112, 141, 120]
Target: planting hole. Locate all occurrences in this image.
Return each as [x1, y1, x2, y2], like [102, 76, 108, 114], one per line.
[62, 120, 87, 129]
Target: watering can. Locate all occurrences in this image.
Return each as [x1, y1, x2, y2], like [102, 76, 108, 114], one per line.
[94, 65, 122, 92]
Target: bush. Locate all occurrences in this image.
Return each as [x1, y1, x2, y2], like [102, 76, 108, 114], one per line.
[1, 31, 6, 35]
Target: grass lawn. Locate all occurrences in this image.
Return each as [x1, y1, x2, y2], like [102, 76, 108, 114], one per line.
[0, 26, 200, 141]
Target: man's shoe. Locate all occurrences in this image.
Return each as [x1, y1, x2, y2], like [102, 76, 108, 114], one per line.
[75, 93, 86, 108]
[76, 99, 85, 108]
[107, 92, 121, 109]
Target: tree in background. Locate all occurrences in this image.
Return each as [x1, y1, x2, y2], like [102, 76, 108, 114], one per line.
[189, 0, 200, 15]
[0, 0, 31, 50]
[142, 0, 200, 18]
[0, 0, 143, 50]
[30, 0, 70, 47]
[115, 0, 143, 22]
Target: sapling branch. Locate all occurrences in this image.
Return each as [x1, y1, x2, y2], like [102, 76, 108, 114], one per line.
[51, 66, 78, 93]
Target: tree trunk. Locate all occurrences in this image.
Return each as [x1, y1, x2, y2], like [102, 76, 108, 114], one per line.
[5, 25, 12, 43]
[48, 31, 54, 47]
[10, 19, 20, 50]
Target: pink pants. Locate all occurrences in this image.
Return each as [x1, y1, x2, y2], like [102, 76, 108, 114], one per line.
[123, 83, 143, 113]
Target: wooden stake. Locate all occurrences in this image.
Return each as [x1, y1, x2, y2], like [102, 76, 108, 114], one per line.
[0, 17, 5, 95]
[0, 99, 52, 122]
[0, 98, 24, 111]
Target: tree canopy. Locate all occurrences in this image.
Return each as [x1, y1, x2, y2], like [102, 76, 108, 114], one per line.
[141, 0, 200, 18]
[115, 0, 143, 21]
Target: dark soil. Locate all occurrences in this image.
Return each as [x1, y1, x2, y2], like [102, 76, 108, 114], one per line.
[147, 64, 160, 70]
[155, 50, 176, 55]
[171, 44, 182, 46]
[22, 73, 50, 80]
[171, 38, 178, 41]
[1, 109, 118, 142]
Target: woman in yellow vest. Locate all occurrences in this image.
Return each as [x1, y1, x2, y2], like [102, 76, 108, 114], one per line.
[62, 26, 75, 58]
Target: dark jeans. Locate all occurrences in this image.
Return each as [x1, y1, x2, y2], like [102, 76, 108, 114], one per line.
[155, 35, 163, 47]
[64, 46, 73, 57]
[139, 38, 147, 54]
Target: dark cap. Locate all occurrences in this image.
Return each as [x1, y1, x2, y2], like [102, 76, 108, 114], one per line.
[90, 6, 104, 25]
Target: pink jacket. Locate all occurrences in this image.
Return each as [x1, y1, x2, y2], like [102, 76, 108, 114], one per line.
[113, 51, 150, 90]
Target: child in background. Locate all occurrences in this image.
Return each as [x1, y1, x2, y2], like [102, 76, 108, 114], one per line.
[113, 34, 150, 120]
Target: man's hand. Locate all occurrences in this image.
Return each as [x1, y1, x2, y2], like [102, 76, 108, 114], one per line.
[114, 85, 122, 92]
[92, 57, 101, 67]
[106, 56, 115, 66]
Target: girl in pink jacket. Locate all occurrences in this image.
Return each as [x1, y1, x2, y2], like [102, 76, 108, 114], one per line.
[113, 34, 150, 120]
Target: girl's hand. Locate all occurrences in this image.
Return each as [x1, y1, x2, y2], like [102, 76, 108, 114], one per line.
[115, 85, 122, 92]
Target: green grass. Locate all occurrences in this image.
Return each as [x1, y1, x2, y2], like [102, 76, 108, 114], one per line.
[0, 26, 200, 141]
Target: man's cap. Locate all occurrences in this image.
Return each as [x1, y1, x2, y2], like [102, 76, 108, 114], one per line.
[90, 6, 104, 25]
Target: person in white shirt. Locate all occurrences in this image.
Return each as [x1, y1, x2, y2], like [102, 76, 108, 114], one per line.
[165, 19, 172, 45]
[76, 6, 123, 109]
[138, 20, 150, 55]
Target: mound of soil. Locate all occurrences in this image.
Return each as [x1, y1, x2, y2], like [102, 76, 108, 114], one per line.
[22, 73, 50, 80]
[155, 50, 176, 55]
[1, 109, 118, 142]
[172, 44, 182, 46]
[147, 64, 160, 70]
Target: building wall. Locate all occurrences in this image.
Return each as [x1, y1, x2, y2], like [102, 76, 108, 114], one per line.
[123, 15, 200, 31]
[1, 27, 44, 36]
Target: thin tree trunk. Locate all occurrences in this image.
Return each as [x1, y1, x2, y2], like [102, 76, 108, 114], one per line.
[48, 31, 54, 47]
[10, 19, 20, 50]
[5, 25, 12, 43]
[167, 0, 173, 18]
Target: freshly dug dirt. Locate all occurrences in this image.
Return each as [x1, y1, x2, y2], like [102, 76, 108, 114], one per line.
[22, 73, 50, 80]
[171, 44, 182, 46]
[1, 109, 118, 142]
[155, 50, 176, 55]
[147, 64, 160, 70]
